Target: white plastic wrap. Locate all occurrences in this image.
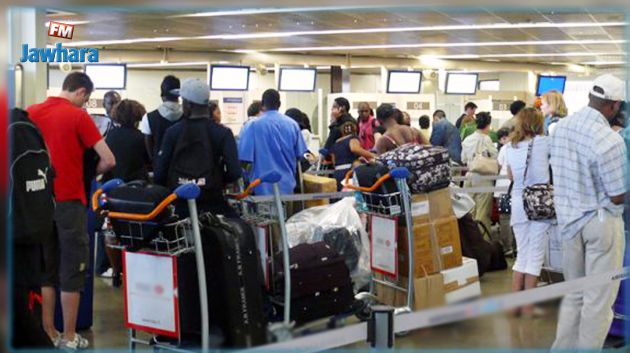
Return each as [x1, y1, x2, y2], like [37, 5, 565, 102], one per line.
[286, 197, 371, 290]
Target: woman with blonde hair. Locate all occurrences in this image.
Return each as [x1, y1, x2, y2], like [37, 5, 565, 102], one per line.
[541, 90, 568, 136]
[504, 107, 551, 317]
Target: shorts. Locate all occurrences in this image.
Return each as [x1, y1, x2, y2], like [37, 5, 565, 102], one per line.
[42, 201, 89, 292]
[512, 221, 550, 276]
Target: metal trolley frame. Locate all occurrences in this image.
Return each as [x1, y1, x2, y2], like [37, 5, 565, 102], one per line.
[343, 167, 417, 317]
[92, 179, 210, 353]
[228, 171, 367, 342]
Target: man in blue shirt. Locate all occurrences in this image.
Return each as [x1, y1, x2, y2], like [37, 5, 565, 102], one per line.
[239, 89, 308, 195]
[430, 109, 462, 164]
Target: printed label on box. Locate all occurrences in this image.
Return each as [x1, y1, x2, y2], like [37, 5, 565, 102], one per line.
[440, 246, 454, 255]
[411, 200, 430, 217]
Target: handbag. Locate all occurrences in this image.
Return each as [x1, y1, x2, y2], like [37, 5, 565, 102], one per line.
[468, 139, 499, 176]
[522, 139, 556, 221]
[498, 182, 512, 214]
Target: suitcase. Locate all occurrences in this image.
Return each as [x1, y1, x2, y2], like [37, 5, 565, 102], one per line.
[273, 242, 356, 324]
[322, 227, 361, 273]
[105, 180, 177, 247]
[377, 144, 451, 193]
[353, 163, 400, 214]
[199, 214, 267, 347]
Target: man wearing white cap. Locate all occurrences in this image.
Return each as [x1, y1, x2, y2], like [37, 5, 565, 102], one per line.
[153, 78, 241, 217]
[551, 74, 627, 349]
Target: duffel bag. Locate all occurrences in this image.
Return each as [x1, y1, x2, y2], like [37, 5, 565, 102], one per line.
[105, 180, 176, 246]
[377, 144, 451, 193]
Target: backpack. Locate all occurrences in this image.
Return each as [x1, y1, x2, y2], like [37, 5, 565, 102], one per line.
[148, 110, 176, 157]
[9, 108, 55, 245]
[167, 118, 222, 191]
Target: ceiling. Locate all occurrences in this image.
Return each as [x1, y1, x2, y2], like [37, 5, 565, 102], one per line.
[46, 7, 627, 67]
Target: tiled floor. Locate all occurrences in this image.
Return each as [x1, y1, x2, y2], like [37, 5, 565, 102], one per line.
[83, 261, 564, 350]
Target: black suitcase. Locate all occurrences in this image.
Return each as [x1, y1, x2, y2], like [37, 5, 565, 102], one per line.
[105, 180, 176, 247]
[273, 242, 355, 323]
[290, 284, 356, 324]
[353, 163, 400, 214]
[199, 214, 267, 347]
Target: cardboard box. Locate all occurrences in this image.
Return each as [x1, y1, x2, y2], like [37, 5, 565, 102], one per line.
[302, 173, 337, 208]
[441, 257, 481, 304]
[409, 188, 454, 224]
[398, 215, 463, 278]
[374, 272, 446, 310]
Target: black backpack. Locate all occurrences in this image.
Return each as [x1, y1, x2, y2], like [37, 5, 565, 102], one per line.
[9, 108, 55, 245]
[167, 118, 222, 191]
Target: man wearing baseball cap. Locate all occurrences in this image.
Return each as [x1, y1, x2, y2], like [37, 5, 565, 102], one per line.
[139, 75, 184, 161]
[551, 74, 626, 350]
[153, 78, 241, 216]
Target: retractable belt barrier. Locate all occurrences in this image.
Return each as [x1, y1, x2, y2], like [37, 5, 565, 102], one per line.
[244, 266, 630, 352]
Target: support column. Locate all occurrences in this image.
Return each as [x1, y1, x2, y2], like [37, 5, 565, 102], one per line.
[8, 7, 47, 108]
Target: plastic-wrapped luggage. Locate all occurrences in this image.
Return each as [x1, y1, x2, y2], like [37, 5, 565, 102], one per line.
[273, 242, 355, 324]
[285, 197, 371, 290]
[377, 144, 451, 193]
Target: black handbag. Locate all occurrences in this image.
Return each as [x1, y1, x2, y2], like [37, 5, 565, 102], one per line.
[522, 139, 556, 221]
[498, 182, 512, 214]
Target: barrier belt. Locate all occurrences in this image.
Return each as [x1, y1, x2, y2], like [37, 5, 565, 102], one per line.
[245, 266, 630, 352]
[245, 192, 354, 203]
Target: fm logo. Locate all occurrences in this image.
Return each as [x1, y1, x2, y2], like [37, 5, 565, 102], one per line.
[48, 21, 74, 40]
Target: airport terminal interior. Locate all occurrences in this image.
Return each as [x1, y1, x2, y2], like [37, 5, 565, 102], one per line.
[7, 5, 629, 351]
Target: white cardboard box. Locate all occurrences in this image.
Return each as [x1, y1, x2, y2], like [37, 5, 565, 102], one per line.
[440, 257, 481, 303]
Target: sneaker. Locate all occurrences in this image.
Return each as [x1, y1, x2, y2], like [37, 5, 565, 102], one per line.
[99, 268, 113, 278]
[61, 333, 89, 350]
[50, 332, 62, 348]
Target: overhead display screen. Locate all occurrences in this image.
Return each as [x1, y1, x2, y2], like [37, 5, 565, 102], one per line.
[536, 75, 567, 96]
[210, 65, 250, 91]
[387, 70, 423, 94]
[445, 73, 479, 95]
[84, 64, 127, 89]
[279, 68, 317, 92]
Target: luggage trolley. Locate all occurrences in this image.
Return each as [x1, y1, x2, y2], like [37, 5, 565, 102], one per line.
[229, 171, 366, 341]
[91, 179, 211, 353]
[227, 172, 295, 341]
[343, 167, 416, 317]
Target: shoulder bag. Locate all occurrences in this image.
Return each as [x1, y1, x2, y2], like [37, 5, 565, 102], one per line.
[468, 138, 499, 176]
[522, 139, 556, 220]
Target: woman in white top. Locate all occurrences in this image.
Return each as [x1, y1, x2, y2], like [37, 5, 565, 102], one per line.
[461, 112, 498, 233]
[504, 107, 551, 317]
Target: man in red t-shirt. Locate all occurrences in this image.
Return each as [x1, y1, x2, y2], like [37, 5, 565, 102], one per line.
[28, 72, 115, 350]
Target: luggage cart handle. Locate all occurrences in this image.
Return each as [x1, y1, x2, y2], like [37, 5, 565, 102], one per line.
[343, 167, 410, 193]
[228, 171, 283, 200]
[92, 179, 201, 221]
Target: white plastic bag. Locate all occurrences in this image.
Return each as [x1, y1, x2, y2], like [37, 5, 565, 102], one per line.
[449, 184, 476, 219]
[286, 198, 371, 290]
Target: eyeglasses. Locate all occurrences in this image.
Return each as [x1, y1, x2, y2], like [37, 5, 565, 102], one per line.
[358, 110, 370, 113]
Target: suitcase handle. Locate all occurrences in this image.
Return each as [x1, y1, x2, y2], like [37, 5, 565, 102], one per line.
[342, 167, 410, 193]
[227, 171, 282, 200]
[93, 180, 201, 221]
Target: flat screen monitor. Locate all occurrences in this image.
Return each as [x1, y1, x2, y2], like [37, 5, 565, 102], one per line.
[84, 64, 127, 90]
[387, 70, 423, 94]
[445, 73, 479, 95]
[279, 68, 317, 92]
[536, 75, 567, 96]
[210, 65, 250, 91]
